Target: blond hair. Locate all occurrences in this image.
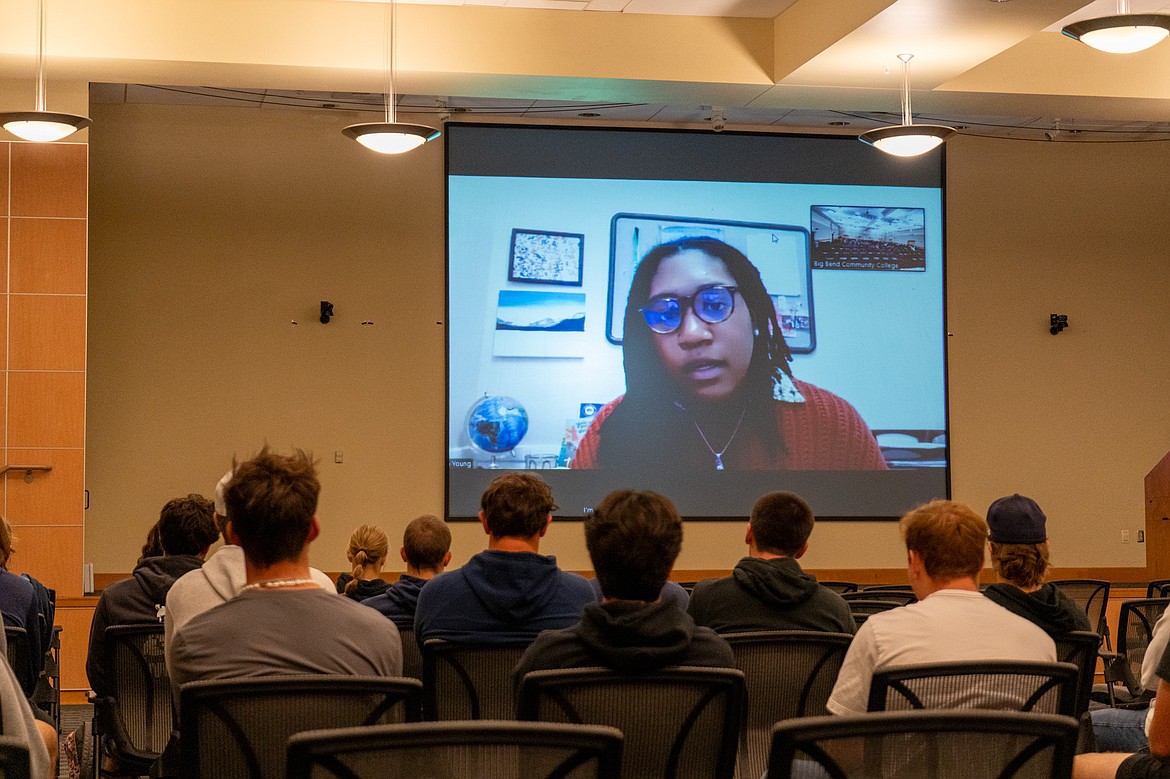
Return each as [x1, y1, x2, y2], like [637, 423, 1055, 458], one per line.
[0, 518, 13, 568]
[345, 524, 389, 597]
[991, 542, 1050, 590]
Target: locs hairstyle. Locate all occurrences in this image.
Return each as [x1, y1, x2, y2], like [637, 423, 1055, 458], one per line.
[596, 237, 795, 470]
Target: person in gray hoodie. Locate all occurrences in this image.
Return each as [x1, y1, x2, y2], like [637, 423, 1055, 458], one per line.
[687, 491, 855, 634]
[414, 473, 594, 645]
[513, 489, 733, 684]
[163, 469, 335, 676]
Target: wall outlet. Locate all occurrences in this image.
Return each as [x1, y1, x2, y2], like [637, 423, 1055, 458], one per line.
[1122, 530, 1130, 543]
[1138, 530, 1146, 543]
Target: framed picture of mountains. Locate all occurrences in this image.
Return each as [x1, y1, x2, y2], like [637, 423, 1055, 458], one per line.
[492, 290, 586, 358]
[508, 229, 585, 286]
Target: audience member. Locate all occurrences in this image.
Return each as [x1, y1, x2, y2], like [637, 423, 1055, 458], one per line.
[1088, 602, 1170, 753]
[826, 499, 1056, 715]
[87, 494, 218, 699]
[0, 628, 53, 779]
[1075, 637, 1170, 779]
[414, 473, 594, 644]
[336, 524, 392, 601]
[164, 467, 334, 674]
[513, 489, 733, 684]
[364, 514, 452, 627]
[983, 494, 1091, 636]
[170, 448, 401, 688]
[687, 491, 855, 633]
[139, 520, 164, 562]
[0, 518, 48, 694]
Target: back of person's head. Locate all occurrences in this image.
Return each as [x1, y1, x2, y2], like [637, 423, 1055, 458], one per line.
[587, 489, 682, 601]
[403, 514, 451, 570]
[0, 518, 13, 569]
[345, 524, 389, 595]
[900, 500, 988, 581]
[158, 494, 219, 556]
[225, 447, 319, 567]
[213, 469, 233, 539]
[140, 522, 164, 559]
[986, 494, 1050, 589]
[480, 473, 557, 539]
[750, 491, 814, 556]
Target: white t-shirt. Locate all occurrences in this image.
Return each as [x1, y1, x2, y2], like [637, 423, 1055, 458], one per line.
[827, 588, 1057, 715]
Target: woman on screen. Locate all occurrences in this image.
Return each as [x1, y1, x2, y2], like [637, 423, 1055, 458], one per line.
[571, 236, 887, 471]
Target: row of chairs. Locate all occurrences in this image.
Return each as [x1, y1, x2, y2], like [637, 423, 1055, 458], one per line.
[97, 622, 1099, 779]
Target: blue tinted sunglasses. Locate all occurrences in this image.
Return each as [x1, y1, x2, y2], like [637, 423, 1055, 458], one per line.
[640, 285, 738, 334]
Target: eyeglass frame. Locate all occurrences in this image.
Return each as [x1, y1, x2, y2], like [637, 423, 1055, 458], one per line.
[639, 284, 740, 334]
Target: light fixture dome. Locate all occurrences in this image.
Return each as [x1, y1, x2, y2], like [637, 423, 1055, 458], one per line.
[859, 124, 955, 157]
[0, 111, 91, 142]
[343, 122, 440, 155]
[858, 54, 956, 158]
[1061, 13, 1170, 53]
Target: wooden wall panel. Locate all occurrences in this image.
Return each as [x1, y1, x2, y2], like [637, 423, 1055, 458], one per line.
[8, 218, 87, 294]
[6, 448, 85, 524]
[8, 525, 83, 597]
[8, 294, 86, 371]
[54, 605, 96, 692]
[7, 372, 86, 448]
[9, 143, 87, 218]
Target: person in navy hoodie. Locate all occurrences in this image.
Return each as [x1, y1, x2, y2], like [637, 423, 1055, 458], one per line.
[364, 515, 452, 627]
[414, 473, 595, 645]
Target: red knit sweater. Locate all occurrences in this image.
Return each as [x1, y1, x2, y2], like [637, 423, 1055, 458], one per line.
[570, 379, 888, 470]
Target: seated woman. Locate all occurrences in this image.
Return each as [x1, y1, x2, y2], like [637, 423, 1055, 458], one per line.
[0, 518, 48, 696]
[571, 236, 887, 471]
[336, 524, 392, 601]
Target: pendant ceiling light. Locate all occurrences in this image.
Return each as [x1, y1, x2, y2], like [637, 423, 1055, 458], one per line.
[0, 0, 91, 142]
[1062, 0, 1170, 53]
[343, 0, 440, 155]
[858, 54, 955, 158]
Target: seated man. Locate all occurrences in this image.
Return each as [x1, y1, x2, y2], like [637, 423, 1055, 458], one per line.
[414, 473, 595, 644]
[983, 494, 1091, 636]
[170, 447, 401, 688]
[87, 493, 219, 699]
[164, 468, 335, 675]
[364, 514, 453, 627]
[513, 489, 733, 681]
[687, 491, 855, 634]
[827, 499, 1056, 716]
[1088, 600, 1170, 753]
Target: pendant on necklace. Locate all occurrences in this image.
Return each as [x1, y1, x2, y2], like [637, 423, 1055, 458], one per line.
[715, 454, 725, 471]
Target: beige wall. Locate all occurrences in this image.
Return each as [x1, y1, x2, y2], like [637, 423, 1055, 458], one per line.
[85, 102, 1170, 577]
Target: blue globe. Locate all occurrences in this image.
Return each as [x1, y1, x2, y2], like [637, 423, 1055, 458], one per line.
[467, 394, 529, 454]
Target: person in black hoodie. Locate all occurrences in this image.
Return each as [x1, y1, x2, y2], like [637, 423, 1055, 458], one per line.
[687, 491, 855, 634]
[513, 489, 733, 684]
[983, 494, 1090, 636]
[86, 494, 219, 698]
[364, 514, 452, 627]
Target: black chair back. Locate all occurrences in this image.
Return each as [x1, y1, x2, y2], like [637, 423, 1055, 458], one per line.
[1147, 579, 1170, 599]
[867, 660, 1080, 717]
[843, 598, 904, 626]
[768, 710, 1079, 779]
[286, 721, 623, 779]
[96, 624, 173, 768]
[179, 675, 422, 779]
[722, 630, 852, 779]
[2, 627, 35, 698]
[396, 626, 422, 682]
[1053, 630, 1103, 717]
[1117, 597, 1170, 694]
[843, 590, 916, 606]
[818, 581, 859, 594]
[517, 665, 744, 779]
[421, 639, 530, 720]
[1049, 580, 1111, 647]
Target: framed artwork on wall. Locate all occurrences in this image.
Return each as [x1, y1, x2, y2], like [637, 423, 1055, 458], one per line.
[508, 228, 585, 286]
